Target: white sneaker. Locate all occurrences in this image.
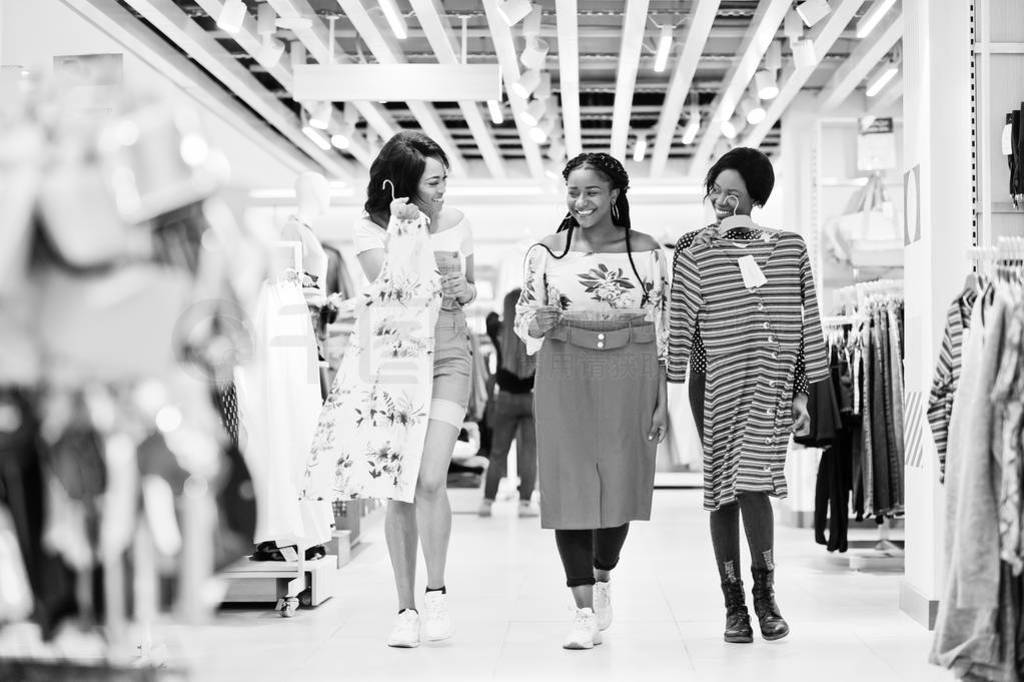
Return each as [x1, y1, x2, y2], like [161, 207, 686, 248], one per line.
[593, 581, 612, 631]
[518, 500, 539, 518]
[563, 607, 603, 650]
[386, 610, 420, 648]
[422, 591, 453, 641]
[478, 500, 493, 517]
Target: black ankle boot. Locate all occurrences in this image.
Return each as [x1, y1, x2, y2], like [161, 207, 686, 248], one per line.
[720, 579, 754, 643]
[751, 567, 790, 641]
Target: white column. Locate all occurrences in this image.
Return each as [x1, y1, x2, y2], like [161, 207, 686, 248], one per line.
[899, 0, 974, 629]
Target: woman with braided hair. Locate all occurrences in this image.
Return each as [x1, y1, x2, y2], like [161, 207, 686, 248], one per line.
[515, 152, 669, 649]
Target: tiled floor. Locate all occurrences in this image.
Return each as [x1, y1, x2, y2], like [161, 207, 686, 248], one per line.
[176, 487, 952, 682]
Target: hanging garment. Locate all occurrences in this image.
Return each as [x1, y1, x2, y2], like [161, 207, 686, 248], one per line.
[516, 243, 669, 530]
[236, 273, 329, 549]
[301, 208, 442, 506]
[928, 289, 978, 482]
[667, 228, 829, 511]
[991, 295, 1024, 576]
[931, 292, 1007, 677]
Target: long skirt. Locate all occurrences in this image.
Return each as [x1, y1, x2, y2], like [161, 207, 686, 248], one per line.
[534, 318, 659, 530]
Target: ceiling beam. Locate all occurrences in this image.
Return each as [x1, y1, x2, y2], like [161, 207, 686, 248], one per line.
[650, 0, 722, 177]
[117, 0, 353, 178]
[817, 12, 902, 111]
[686, 0, 792, 177]
[408, 0, 507, 179]
[192, 0, 373, 167]
[265, 0, 399, 142]
[609, 0, 650, 161]
[555, 0, 582, 158]
[743, 0, 866, 149]
[481, 0, 546, 181]
[59, 0, 325, 177]
[336, 0, 466, 177]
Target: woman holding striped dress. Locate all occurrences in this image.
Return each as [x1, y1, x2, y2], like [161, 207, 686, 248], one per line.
[666, 147, 829, 644]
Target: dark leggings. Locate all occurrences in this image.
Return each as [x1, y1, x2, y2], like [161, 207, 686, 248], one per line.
[554, 524, 630, 588]
[709, 494, 775, 583]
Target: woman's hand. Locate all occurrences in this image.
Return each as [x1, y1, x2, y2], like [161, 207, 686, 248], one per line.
[648, 403, 668, 443]
[441, 273, 471, 303]
[527, 306, 562, 338]
[391, 197, 421, 221]
[791, 393, 810, 437]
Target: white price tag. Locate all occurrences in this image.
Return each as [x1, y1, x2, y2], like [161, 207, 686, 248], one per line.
[738, 255, 767, 289]
[1003, 124, 1014, 155]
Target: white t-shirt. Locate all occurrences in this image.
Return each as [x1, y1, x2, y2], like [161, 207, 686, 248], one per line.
[353, 213, 474, 265]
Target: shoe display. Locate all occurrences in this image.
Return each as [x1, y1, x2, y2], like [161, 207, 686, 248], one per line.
[422, 591, 453, 641]
[563, 607, 603, 650]
[592, 581, 612, 631]
[385, 610, 420, 648]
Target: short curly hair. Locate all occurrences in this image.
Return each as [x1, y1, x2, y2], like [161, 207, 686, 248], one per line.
[704, 147, 775, 207]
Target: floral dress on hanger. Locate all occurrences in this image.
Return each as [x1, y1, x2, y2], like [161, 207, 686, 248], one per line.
[300, 207, 442, 508]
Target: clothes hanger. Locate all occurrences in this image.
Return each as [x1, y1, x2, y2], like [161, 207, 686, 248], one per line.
[718, 195, 756, 232]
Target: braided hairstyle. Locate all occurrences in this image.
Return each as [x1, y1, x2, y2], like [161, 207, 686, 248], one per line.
[549, 153, 648, 304]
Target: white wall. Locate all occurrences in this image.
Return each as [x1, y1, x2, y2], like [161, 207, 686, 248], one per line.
[1, 0, 301, 190]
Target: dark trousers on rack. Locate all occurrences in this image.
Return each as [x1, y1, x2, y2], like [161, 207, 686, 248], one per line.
[813, 414, 858, 553]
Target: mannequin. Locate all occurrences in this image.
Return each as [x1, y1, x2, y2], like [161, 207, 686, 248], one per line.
[282, 171, 330, 298]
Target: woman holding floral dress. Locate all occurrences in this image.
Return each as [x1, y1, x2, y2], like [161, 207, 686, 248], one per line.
[516, 152, 669, 650]
[303, 131, 476, 649]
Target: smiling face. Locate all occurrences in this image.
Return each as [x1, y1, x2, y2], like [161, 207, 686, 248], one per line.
[415, 155, 448, 220]
[707, 168, 754, 222]
[565, 166, 619, 229]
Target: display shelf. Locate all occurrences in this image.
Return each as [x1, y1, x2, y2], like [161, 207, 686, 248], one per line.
[220, 555, 337, 614]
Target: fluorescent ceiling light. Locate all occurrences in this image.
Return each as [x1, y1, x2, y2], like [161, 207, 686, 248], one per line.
[633, 134, 648, 163]
[519, 37, 549, 71]
[654, 25, 673, 73]
[379, 0, 408, 40]
[754, 69, 779, 100]
[544, 168, 560, 181]
[517, 98, 547, 127]
[865, 62, 898, 97]
[510, 69, 541, 99]
[857, 0, 898, 39]
[308, 101, 332, 129]
[529, 126, 548, 144]
[487, 100, 504, 125]
[796, 0, 832, 27]
[257, 36, 285, 68]
[302, 125, 331, 151]
[497, 0, 532, 26]
[217, 0, 247, 34]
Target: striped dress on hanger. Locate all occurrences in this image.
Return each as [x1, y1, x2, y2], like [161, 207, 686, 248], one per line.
[667, 226, 830, 511]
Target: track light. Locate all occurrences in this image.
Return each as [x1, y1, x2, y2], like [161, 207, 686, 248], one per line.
[654, 25, 673, 73]
[783, 9, 803, 42]
[517, 98, 547, 127]
[257, 36, 285, 68]
[330, 131, 351, 150]
[633, 134, 647, 163]
[745, 103, 766, 126]
[721, 114, 745, 140]
[308, 101, 332, 130]
[528, 125, 548, 144]
[302, 125, 332, 151]
[487, 100, 504, 125]
[290, 42, 307, 69]
[754, 69, 779, 100]
[217, 0, 247, 34]
[379, 0, 408, 40]
[510, 69, 541, 99]
[519, 36, 549, 71]
[535, 72, 552, 100]
[681, 107, 701, 145]
[764, 41, 782, 73]
[865, 59, 898, 97]
[857, 0, 897, 39]
[522, 3, 542, 38]
[257, 3, 276, 36]
[796, 0, 832, 27]
[497, 0, 532, 27]
[792, 39, 818, 70]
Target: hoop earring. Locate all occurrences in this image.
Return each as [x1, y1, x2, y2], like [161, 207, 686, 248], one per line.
[611, 204, 620, 221]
